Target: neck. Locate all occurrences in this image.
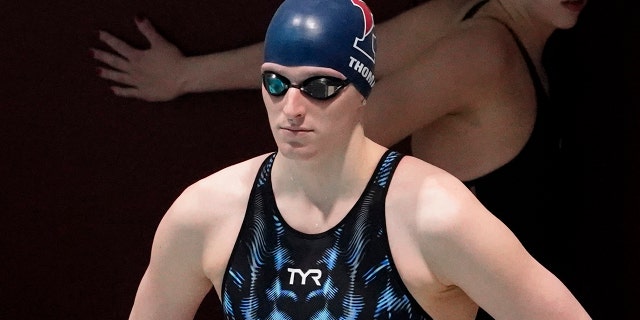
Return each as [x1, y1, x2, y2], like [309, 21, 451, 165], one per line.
[272, 136, 386, 212]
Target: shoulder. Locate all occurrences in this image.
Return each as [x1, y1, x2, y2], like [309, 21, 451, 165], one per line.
[389, 155, 488, 239]
[159, 153, 272, 233]
[388, 156, 508, 284]
[447, 17, 521, 66]
[391, 17, 524, 110]
[431, 17, 523, 89]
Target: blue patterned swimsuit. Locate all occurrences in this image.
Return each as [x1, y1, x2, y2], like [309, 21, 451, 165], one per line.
[221, 150, 432, 319]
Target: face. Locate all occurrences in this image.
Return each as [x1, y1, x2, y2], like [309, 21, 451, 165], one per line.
[525, 0, 587, 29]
[261, 62, 364, 160]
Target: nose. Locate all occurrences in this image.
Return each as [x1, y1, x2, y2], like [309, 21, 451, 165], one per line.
[282, 89, 307, 124]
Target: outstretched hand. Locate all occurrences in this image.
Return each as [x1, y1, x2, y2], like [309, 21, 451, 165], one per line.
[92, 17, 186, 102]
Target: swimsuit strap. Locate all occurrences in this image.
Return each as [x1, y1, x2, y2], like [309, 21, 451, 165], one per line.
[461, 0, 490, 21]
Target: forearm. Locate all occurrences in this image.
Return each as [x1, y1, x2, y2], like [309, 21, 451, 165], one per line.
[182, 42, 264, 94]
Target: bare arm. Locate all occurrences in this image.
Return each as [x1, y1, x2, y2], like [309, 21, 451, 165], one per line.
[417, 172, 591, 319]
[128, 187, 214, 320]
[128, 155, 266, 319]
[92, 0, 474, 102]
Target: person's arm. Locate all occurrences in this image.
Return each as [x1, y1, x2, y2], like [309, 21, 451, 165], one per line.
[128, 187, 214, 320]
[416, 169, 591, 319]
[92, 17, 263, 101]
[128, 155, 264, 319]
[91, 0, 473, 102]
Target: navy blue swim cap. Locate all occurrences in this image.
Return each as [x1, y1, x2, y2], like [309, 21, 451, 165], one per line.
[264, 0, 376, 98]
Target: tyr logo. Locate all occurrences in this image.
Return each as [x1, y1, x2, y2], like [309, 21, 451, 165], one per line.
[287, 268, 322, 286]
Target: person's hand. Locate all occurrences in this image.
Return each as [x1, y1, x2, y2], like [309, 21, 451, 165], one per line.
[92, 17, 186, 102]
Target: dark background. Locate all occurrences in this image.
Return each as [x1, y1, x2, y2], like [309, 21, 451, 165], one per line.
[1, 0, 635, 319]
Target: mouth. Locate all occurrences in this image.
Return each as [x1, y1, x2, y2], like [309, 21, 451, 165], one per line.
[280, 127, 313, 134]
[561, 0, 586, 12]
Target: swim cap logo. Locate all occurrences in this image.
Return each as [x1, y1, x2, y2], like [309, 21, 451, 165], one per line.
[351, 0, 376, 63]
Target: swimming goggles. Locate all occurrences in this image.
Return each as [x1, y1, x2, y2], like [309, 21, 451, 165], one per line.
[262, 71, 350, 100]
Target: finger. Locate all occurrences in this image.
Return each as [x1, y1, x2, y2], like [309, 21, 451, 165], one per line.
[111, 86, 143, 99]
[91, 48, 131, 72]
[98, 30, 137, 58]
[135, 17, 166, 47]
[97, 67, 136, 87]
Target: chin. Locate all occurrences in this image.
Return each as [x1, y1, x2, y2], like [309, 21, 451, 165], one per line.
[277, 144, 319, 161]
[556, 16, 581, 29]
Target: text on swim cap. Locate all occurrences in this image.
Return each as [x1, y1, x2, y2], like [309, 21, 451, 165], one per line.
[349, 56, 375, 88]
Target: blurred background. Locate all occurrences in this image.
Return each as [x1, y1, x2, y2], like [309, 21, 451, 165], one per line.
[1, 0, 635, 319]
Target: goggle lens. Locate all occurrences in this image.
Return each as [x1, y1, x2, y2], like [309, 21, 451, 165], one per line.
[262, 72, 349, 100]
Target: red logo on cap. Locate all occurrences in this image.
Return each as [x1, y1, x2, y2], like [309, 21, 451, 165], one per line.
[351, 0, 374, 36]
[350, 0, 375, 63]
